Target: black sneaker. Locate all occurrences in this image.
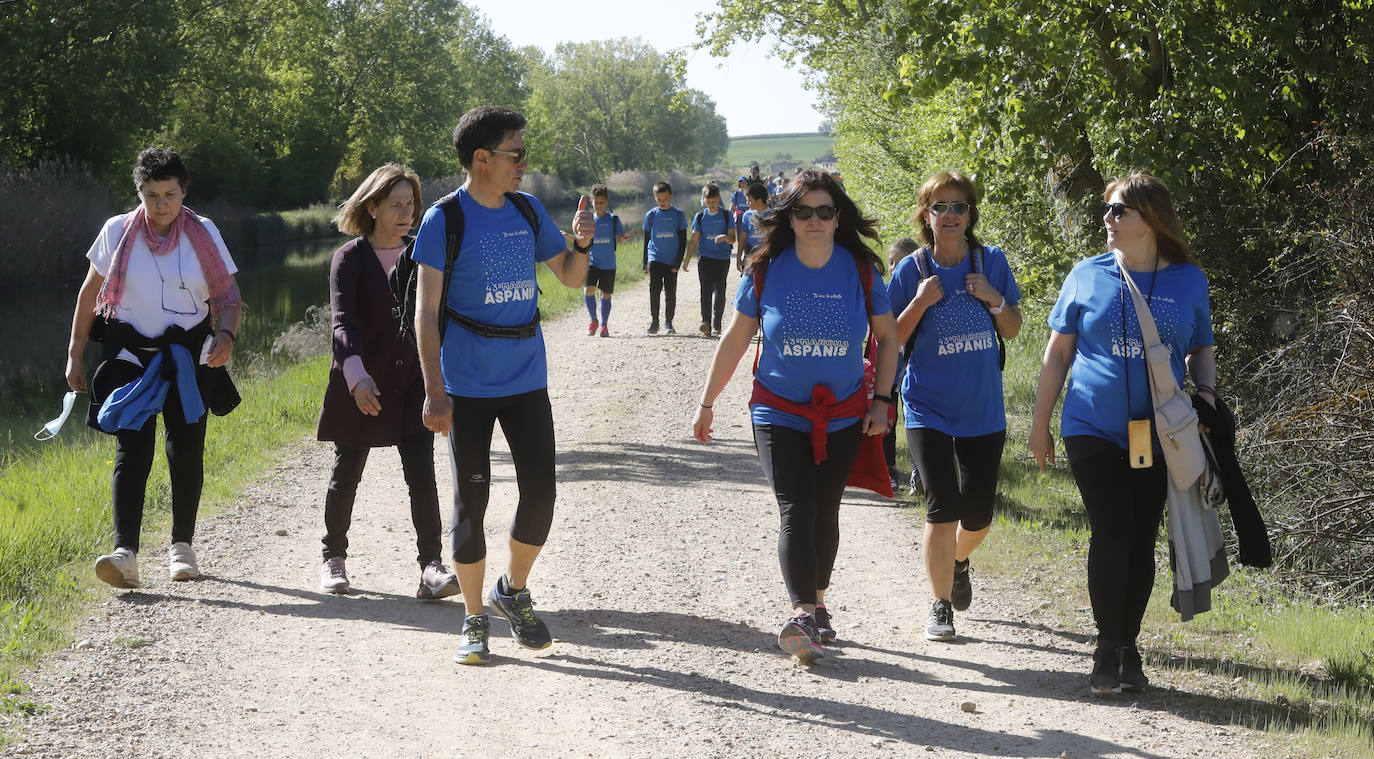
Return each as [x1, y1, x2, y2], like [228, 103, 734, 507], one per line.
[647, 320, 659, 334]
[778, 612, 824, 662]
[951, 559, 973, 611]
[1090, 646, 1122, 695]
[1118, 644, 1149, 692]
[454, 614, 490, 665]
[925, 599, 955, 641]
[664, 322, 676, 334]
[813, 606, 838, 644]
[488, 576, 552, 650]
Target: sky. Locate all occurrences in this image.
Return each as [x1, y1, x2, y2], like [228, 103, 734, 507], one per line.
[467, 0, 826, 137]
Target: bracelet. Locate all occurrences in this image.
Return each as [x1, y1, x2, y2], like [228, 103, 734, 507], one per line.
[700, 402, 713, 409]
[872, 394, 893, 404]
[988, 296, 1007, 315]
[218, 329, 237, 343]
[572, 240, 591, 254]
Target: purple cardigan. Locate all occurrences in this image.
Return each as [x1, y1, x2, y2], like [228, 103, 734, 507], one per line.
[315, 237, 427, 446]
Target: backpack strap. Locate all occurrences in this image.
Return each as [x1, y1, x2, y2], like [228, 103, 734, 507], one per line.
[971, 245, 1007, 371]
[436, 195, 466, 343]
[504, 191, 542, 238]
[902, 249, 933, 360]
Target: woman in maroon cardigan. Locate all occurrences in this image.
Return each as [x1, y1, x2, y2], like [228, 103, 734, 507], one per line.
[315, 163, 459, 599]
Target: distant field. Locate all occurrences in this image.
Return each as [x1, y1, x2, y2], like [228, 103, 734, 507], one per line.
[726, 133, 835, 170]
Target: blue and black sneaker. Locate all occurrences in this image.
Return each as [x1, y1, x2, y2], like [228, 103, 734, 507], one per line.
[455, 614, 490, 665]
[488, 576, 552, 650]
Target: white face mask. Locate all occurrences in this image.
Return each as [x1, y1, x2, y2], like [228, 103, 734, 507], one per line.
[34, 391, 79, 441]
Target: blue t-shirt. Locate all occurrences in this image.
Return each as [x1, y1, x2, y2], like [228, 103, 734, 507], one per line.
[889, 246, 1022, 437]
[1048, 252, 1214, 450]
[412, 188, 566, 398]
[731, 189, 747, 212]
[589, 212, 623, 270]
[735, 245, 892, 434]
[692, 208, 734, 260]
[643, 207, 687, 265]
[740, 209, 767, 248]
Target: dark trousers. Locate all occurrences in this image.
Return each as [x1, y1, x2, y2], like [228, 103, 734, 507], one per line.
[697, 257, 730, 329]
[111, 384, 206, 552]
[648, 261, 678, 324]
[322, 431, 442, 566]
[906, 427, 1005, 529]
[447, 389, 557, 565]
[1064, 434, 1167, 648]
[754, 422, 863, 608]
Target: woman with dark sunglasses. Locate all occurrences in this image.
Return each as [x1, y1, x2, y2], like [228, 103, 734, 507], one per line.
[888, 171, 1022, 644]
[1030, 171, 1217, 695]
[692, 170, 898, 662]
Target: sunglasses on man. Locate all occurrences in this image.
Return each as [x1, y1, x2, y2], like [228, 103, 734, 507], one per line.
[489, 147, 527, 164]
[792, 204, 837, 220]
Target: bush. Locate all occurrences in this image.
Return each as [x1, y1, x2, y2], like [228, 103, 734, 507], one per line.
[0, 160, 117, 285]
[604, 169, 694, 197]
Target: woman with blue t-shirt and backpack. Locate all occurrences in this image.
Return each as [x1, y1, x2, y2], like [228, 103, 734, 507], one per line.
[692, 169, 898, 662]
[1030, 171, 1218, 696]
[889, 171, 1023, 644]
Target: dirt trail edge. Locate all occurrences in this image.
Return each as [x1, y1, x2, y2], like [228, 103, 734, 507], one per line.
[9, 266, 1263, 759]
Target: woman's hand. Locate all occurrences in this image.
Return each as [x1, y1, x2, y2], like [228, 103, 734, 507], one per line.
[352, 377, 382, 416]
[1029, 424, 1055, 472]
[423, 392, 452, 436]
[206, 332, 234, 368]
[862, 401, 889, 436]
[692, 405, 714, 443]
[915, 275, 944, 307]
[65, 352, 87, 393]
[965, 272, 1000, 305]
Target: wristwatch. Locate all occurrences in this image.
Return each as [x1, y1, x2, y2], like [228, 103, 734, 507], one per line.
[572, 240, 591, 254]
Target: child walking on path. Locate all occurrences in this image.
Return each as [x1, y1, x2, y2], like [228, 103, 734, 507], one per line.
[642, 181, 687, 334]
[584, 184, 632, 337]
[682, 182, 736, 337]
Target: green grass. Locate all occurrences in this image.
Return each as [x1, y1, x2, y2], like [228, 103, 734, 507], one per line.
[536, 237, 646, 317]
[726, 133, 835, 170]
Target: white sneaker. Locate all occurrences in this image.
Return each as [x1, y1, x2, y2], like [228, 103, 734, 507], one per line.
[169, 542, 200, 581]
[416, 560, 460, 600]
[320, 557, 349, 594]
[94, 547, 140, 589]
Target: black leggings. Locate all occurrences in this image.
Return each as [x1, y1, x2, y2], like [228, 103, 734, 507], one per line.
[905, 427, 1005, 529]
[648, 261, 678, 323]
[111, 383, 206, 552]
[754, 422, 863, 608]
[1064, 434, 1167, 648]
[322, 431, 442, 566]
[447, 389, 557, 564]
[697, 257, 730, 329]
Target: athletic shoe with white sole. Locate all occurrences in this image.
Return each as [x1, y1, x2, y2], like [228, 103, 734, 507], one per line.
[454, 614, 491, 665]
[320, 557, 349, 594]
[169, 542, 200, 581]
[1090, 646, 1123, 695]
[416, 560, 461, 600]
[664, 322, 676, 335]
[777, 611, 824, 662]
[925, 599, 956, 641]
[488, 576, 552, 649]
[1118, 645, 1149, 692]
[94, 547, 139, 589]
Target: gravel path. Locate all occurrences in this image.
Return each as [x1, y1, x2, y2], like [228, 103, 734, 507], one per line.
[7, 266, 1266, 758]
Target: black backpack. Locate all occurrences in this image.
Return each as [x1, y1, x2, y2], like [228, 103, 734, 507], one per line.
[389, 191, 541, 344]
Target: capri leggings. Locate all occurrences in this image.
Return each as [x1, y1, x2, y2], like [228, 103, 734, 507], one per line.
[754, 422, 863, 608]
[447, 388, 556, 564]
[905, 427, 1005, 530]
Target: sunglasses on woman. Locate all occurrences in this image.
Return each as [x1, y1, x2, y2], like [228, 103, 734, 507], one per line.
[1102, 202, 1135, 219]
[792, 204, 837, 220]
[929, 201, 971, 216]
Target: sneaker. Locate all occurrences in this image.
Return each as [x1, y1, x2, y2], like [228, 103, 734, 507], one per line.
[664, 322, 676, 335]
[599, 325, 609, 338]
[647, 320, 659, 334]
[925, 599, 956, 641]
[320, 557, 349, 593]
[910, 468, 924, 495]
[588, 320, 598, 336]
[168, 542, 200, 581]
[94, 547, 139, 589]
[488, 576, 552, 650]
[951, 559, 973, 611]
[777, 611, 824, 662]
[712, 327, 722, 337]
[813, 605, 838, 644]
[454, 614, 491, 665]
[1118, 644, 1149, 692]
[699, 322, 711, 336]
[416, 559, 460, 600]
[1090, 646, 1123, 695]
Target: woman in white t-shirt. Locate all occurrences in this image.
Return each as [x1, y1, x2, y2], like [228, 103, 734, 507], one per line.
[65, 147, 243, 589]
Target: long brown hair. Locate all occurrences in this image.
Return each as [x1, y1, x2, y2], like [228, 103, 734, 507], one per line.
[745, 169, 883, 275]
[909, 171, 981, 250]
[334, 163, 423, 238]
[1103, 170, 1194, 264]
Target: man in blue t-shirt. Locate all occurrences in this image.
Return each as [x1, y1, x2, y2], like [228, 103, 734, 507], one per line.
[730, 177, 749, 228]
[681, 182, 737, 336]
[734, 182, 771, 272]
[414, 105, 594, 665]
[583, 183, 632, 337]
[641, 181, 687, 334]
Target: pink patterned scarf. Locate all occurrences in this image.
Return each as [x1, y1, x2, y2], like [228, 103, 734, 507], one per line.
[96, 205, 241, 320]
